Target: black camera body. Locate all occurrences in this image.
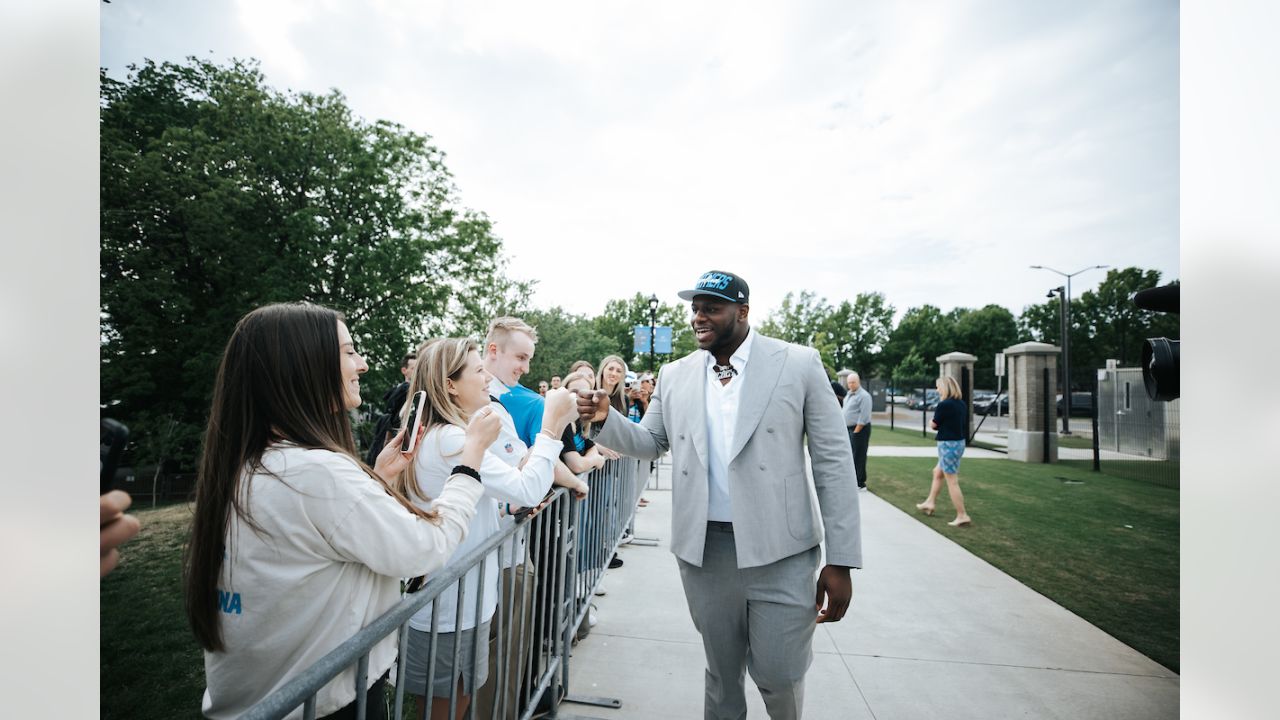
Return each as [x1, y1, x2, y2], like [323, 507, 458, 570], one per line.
[1134, 284, 1179, 401]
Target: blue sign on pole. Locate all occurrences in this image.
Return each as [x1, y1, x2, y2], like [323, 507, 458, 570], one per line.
[633, 326, 651, 354]
[633, 325, 673, 354]
[654, 326, 673, 354]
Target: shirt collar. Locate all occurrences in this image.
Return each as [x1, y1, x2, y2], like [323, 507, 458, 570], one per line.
[488, 377, 512, 398]
[704, 327, 754, 371]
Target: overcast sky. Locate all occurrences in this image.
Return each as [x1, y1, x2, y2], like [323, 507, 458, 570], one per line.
[101, 0, 1179, 324]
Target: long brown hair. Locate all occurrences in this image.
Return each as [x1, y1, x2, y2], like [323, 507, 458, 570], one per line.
[184, 302, 434, 652]
[395, 337, 478, 503]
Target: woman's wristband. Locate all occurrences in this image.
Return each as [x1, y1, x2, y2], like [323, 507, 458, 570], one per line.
[450, 464, 482, 484]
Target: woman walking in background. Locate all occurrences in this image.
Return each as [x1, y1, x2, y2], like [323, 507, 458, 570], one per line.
[916, 375, 973, 527]
[185, 303, 500, 720]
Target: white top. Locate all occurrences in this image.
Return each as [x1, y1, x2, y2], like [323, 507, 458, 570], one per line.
[201, 444, 484, 720]
[409, 424, 559, 633]
[704, 328, 755, 523]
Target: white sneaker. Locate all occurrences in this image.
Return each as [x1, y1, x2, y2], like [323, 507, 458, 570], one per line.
[594, 581, 607, 596]
[620, 531, 634, 545]
[588, 611, 598, 628]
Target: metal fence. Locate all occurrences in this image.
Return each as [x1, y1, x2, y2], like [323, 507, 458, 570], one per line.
[240, 456, 645, 720]
[1090, 366, 1180, 488]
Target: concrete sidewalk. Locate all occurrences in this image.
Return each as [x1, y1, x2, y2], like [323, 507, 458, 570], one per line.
[563, 463, 1178, 719]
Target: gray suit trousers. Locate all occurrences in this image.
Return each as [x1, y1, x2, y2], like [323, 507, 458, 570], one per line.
[677, 523, 820, 720]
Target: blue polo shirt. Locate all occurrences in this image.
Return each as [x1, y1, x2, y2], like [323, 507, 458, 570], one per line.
[498, 382, 545, 447]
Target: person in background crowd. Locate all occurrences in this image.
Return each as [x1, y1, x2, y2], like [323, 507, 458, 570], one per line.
[365, 351, 418, 465]
[476, 317, 589, 719]
[472, 318, 587, 719]
[185, 302, 498, 720]
[396, 337, 578, 720]
[916, 375, 972, 528]
[595, 355, 632, 564]
[537, 380, 548, 396]
[843, 372, 872, 491]
[568, 360, 595, 380]
[550, 375, 563, 390]
[576, 270, 862, 720]
[559, 369, 609, 639]
[627, 374, 656, 507]
[831, 378, 847, 405]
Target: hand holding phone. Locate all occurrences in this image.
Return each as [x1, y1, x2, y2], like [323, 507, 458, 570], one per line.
[400, 391, 427, 453]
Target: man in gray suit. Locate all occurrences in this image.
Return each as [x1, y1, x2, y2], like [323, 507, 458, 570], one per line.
[577, 270, 862, 720]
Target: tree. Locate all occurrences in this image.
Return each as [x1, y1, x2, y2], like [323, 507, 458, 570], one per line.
[818, 292, 895, 377]
[100, 58, 525, 467]
[757, 291, 831, 349]
[881, 305, 954, 376]
[1017, 267, 1179, 379]
[594, 293, 696, 373]
[522, 307, 615, 387]
[892, 349, 931, 382]
[951, 304, 1020, 386]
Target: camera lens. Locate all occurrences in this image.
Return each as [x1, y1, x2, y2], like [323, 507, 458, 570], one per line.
[1142, 337, 1179, 401]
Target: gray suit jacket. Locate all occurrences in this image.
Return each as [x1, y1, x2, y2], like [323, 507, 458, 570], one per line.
[594, 333, 862, 569]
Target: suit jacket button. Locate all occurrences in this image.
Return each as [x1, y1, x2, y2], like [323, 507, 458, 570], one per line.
[759, 464, 766, 471]
[679, 433, 685, 439]
[682, 469, 688, 475]
[767, 427, 774, 433]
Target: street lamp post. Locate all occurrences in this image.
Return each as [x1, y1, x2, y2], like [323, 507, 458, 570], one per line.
[647, 294, 659, 372]
[1047, 286, 1067, 433]
[1030, 264, 1109, 434]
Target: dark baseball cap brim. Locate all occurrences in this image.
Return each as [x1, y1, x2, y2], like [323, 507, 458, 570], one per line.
[677, 288, 743, 303]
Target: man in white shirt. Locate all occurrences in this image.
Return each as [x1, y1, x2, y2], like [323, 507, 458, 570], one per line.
[578, 270, 862, 720]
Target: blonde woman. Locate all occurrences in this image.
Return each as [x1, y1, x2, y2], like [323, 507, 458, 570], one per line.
[916, 375, 972, 527]
[395, 338, 577, 720]
[596, 355, 630, 415]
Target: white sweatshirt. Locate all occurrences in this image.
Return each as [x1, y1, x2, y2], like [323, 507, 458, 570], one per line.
[201, 444, 484, 720]
[408, 425, 559, 634]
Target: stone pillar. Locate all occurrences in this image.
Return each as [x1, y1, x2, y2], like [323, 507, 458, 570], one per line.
[936, 351, 977, 437]
[1004, 341, 1060, 462]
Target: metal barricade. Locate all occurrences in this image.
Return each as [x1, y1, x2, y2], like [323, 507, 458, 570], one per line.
[239, 456, 649, 720]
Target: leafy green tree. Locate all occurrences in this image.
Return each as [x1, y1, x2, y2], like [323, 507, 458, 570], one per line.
[881, 305, 954, 376]
[951, 304, 1020, 386]
[1017, 267, 1179, 376]
[594, 293, 696, 372]
[101, 58, 524, 467]
[818, 292, 895, 377]
[757, 290, 831, 349]
[522, 307, 615, 387]
[892, 349, 931, 382]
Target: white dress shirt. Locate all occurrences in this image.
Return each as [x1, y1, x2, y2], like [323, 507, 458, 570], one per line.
[704, 328, 755, 523]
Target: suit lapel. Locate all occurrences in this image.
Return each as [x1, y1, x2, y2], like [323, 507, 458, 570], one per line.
[687, 356, 709, 468]
[728, 335, 785, 461]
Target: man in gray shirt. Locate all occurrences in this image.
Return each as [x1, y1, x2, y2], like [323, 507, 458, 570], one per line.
[843, 372, 872, 490]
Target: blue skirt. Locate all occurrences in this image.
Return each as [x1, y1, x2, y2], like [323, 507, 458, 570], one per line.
[937, 440, 965, 474]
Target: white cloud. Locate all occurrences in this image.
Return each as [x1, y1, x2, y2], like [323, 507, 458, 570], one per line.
[101, 0, 1179, 324]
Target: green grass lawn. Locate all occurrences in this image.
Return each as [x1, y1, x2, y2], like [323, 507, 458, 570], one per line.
[101, 503, 205, 719]
[868, 457, 1179, 672]
[870, 426, 937, 447]
[1057, 434, 1095, 449]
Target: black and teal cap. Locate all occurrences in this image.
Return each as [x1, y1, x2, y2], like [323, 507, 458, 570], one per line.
[677, 270, 750, 304]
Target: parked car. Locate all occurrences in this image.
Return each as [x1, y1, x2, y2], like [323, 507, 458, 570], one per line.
[906, 389, 940, 410]
[975, 394, 1008, 415]
[1056, 392, 1093, 417]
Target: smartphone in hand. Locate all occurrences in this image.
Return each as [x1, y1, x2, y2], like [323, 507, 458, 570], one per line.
[400, 391, 427, 453]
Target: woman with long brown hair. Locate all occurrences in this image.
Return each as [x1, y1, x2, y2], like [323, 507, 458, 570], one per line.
[184, 303, 500, 720]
